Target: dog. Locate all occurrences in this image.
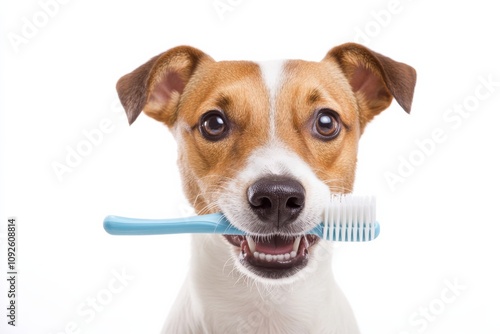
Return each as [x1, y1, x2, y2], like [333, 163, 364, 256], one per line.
[116, 43, 416, 334]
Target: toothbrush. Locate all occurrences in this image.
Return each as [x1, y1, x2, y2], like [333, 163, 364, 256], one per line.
[103, 194, 379, 242]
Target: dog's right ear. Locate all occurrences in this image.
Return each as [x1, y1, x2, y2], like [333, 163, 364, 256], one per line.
[116, 46, 213, 126]
[324, 43, 416, 131]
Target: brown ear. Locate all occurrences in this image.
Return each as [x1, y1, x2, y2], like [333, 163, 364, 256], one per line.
[116, 46, 213, 125]
[324, 43, 416, 129]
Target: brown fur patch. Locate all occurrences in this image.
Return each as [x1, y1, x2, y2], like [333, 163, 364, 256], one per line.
[172, 61, 272, 212]
[273, 60, 361, 193]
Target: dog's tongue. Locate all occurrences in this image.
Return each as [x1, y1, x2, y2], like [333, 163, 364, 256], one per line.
[253, 236, 295, 255]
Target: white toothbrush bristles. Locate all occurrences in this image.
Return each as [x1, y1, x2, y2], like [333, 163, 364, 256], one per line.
[324, 194, 377, 242]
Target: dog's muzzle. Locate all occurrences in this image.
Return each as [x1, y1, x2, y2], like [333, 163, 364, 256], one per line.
[224, 176, 319, 279]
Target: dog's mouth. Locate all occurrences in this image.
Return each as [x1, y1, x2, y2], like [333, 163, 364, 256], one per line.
[224, 234, 319, 279]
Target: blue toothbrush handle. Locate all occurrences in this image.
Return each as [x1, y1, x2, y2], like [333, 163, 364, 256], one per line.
[103, 213, 245, 236]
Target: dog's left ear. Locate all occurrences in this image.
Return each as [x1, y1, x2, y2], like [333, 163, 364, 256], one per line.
[324, 43, 416, 129]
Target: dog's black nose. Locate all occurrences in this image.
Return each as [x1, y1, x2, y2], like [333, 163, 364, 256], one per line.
[247, 176, 305, 227]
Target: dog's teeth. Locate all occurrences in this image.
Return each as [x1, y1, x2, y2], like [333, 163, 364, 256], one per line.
[247, 237, 256, 253]
[249, 237, 302, 262]
[252, 250, 295, 262]
[292, 237, 301, 253]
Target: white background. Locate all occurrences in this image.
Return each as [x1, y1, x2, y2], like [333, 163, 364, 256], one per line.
[1, 0, 499, 333]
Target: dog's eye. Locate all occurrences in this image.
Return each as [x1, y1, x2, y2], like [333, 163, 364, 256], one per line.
[313, 109, 341, 140]
[199, 110, 229, 141]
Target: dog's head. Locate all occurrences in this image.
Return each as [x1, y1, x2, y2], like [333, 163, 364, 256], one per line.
[116, 43, 416, 282]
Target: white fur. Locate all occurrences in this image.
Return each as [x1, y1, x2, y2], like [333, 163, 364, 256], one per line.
[163, 235, 359, 333]
[218, 142, 331, 239]
[162, 62, 360, 333]
[257, 60, 285, 139]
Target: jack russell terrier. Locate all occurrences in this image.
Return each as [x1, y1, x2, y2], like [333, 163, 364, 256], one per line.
[116, 42, 416, 334]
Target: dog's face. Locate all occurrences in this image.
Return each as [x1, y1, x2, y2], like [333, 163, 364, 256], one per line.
[117, 43, 416, 282]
